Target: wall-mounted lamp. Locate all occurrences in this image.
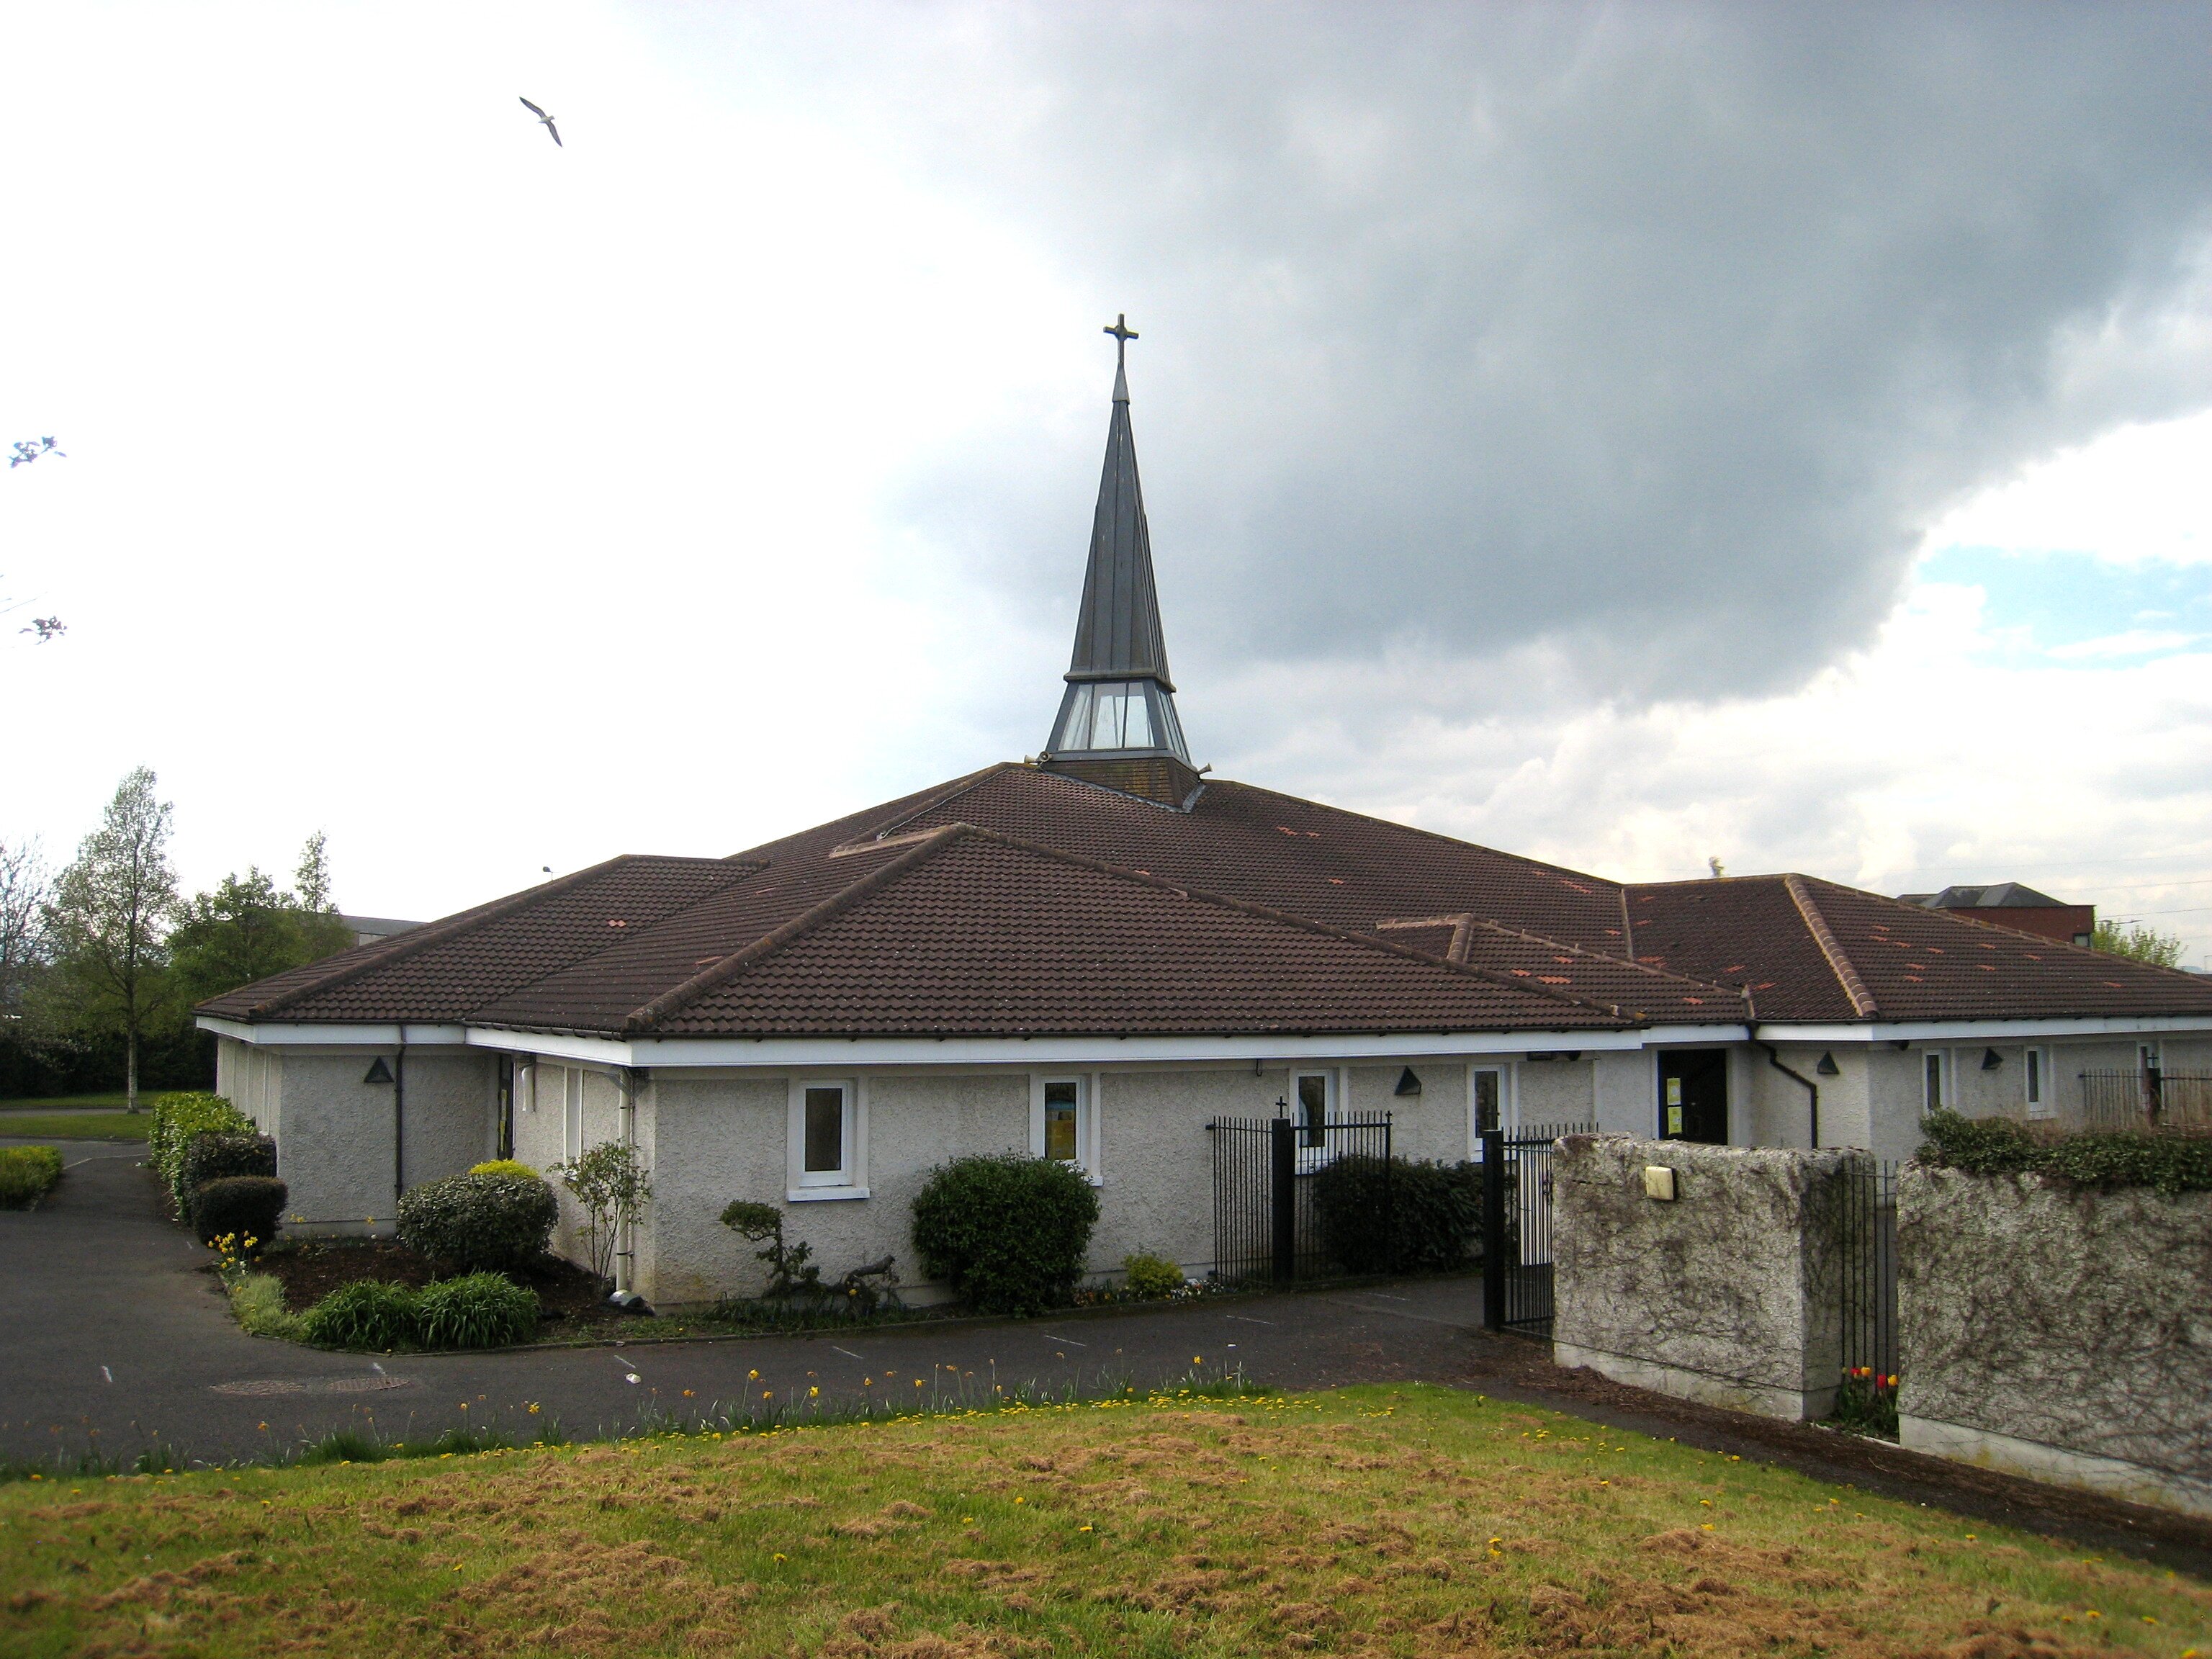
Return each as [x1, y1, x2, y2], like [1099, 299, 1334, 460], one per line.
[1815, 1052, 1840, 1077]
[363, 1056, 395, 1085]
[1981, 1048, 2003, 1071]
[1394, 1066, 1423, 1097]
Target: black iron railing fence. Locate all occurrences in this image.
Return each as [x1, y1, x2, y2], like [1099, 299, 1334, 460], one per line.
[1481, 1123, 1593, 1336]
[1838, 1153, 1899, 1380]
[2079, 1069, 2212, 1132]
[1207, 1112, 1393, 1284]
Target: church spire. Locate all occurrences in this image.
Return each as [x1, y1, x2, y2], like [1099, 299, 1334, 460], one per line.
[1040, 317, 1202, 809]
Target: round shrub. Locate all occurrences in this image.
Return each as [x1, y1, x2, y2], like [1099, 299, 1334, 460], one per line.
[415, 1272, 539, 1349]
[191, 1175, 288, 1248]
[397, 1171, 557, 1272]
[300, 1280, 420, 1350]
[469, 1159, 540, 1179]
[910, 1154, 1100, 1316]
[1121, 1251, 1186, 1299]
[181, 1131, 276, 1209]
[1310, 1154, 1481, 1275]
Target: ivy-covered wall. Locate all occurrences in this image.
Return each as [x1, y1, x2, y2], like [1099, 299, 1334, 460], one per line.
[1899, 1164, 2212, 1516]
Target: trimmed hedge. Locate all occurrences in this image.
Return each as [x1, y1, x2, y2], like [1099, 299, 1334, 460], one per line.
[469, 1159, 540, 1180]
[1918, 1108, 2212, 1197]
[181, 1132, 276, 1208]
[192, 1176, 288, 1248]
[0, 1146, 65, 1209]
[910, 1154, 1100, 1315]
[1310, 1154, 1483, 1275]
[415, 1272, 539, 1348]
[397, 1171, 558, 1272]
[150, 1092, 253, 1213]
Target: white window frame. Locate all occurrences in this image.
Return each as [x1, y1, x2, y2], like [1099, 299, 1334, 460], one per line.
[1467, 1063, 1517, 1156]
[2140, 1042, 2164, 1074]
[1030, 1073, 1102, 1184]
[1289, 1069, 1344, 1171]
[1922, 1049, 1947, 1115]
[2024, 1046, 2052, 1120]
[788, 1077, 867, 1201]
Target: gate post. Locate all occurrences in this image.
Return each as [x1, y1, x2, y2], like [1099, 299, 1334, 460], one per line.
[1481, 1129, 1505, 1331]
[1382, 1116, 1395, 1277]
[1270, 1116, 1296, 1283]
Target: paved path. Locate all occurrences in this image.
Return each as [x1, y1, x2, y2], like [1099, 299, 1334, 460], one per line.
[0, 1137, 1481, 1467]
[10, 1133, 2207, 1578]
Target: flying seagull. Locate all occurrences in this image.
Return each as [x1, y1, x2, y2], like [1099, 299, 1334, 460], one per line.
[9, 437, 63, 469]
[518, 96, 561, 148]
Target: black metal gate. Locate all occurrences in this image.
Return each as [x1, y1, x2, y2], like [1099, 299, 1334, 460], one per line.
[1838, 1154, 1899, 1379]
[1208, 1112, 1393, 1282]
[1481, 1125, 1589, 1335]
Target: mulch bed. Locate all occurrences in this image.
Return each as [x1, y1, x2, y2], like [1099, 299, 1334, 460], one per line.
[251, 1239, 644, 1331]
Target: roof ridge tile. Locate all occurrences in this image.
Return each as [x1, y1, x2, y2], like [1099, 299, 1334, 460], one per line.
[1783, 873, 1879, 1018]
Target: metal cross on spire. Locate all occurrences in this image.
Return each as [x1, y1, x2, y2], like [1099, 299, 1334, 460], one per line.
[1104, 313, 1138, 366]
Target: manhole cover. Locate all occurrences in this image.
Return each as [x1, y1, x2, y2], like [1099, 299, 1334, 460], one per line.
[211, 1375, 415, 1397]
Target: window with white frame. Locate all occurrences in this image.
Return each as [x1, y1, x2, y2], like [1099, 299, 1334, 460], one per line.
[2025, 1047, 2051, 1119]
[1470, 1066, 1509, 1154]
[2140, 1042, 2164, 1074]
[1922, 1051, 1946, 1114]
[1292, 1071, 1331, 1149]
[789, 1080, 863, 1197]
[1033, 1075, 1096, 1177]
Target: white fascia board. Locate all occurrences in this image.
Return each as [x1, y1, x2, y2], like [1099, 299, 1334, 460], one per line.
[620, 1027, 1687, 1070]
[194, 1017, 470, 1048]
[1755, 1014, 2212, 1044]
[207, 1022, 1743, 1069]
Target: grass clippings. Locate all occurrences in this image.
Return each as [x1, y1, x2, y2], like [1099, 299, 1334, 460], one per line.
[1, 1383, 2205, 1657]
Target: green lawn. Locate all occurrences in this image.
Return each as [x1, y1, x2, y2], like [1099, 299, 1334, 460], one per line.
[1, 1384, 2202, 1656]
[0, 1112, 149, 1141]
[0, 1092, 137, 1112]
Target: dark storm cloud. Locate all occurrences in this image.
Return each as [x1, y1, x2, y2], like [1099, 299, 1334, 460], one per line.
[804, 1, 2212, 708]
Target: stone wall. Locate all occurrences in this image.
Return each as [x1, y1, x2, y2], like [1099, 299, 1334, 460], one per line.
[1551, 1135, 1852, 1420]
[1898, 1164, 2212, 1516]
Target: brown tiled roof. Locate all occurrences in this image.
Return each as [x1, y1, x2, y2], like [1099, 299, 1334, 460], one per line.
[200, 763, 2212, 1037]
[196, 855, 761, 1023]
[1621, 873, 2212, 1023]
[626, 828, 1631, 1038]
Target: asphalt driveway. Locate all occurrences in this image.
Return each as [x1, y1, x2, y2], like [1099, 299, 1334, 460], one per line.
[0, 1136, 1483, 1467]
[10, 1133, 2208, 1578]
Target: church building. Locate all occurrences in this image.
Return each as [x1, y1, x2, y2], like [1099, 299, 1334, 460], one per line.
[199, 327, 2212, 1307]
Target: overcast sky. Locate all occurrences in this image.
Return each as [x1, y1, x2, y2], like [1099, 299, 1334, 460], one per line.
[5, 2, 2211, 962]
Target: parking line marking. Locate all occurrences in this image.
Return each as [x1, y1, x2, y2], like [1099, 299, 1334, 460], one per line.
[831, 1346, 866, 1360]
[1225, 1315, 1277, 1326]
[1034, 1334, 1088, 1346]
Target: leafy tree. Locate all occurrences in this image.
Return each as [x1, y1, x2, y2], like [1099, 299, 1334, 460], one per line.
[42, 768, 178, 1112]
[555, 1141, 652, 1288]
[170, 841, 354, 1009]
[2090, 920, 2186, 969]
[0, 837, 50, 1026]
